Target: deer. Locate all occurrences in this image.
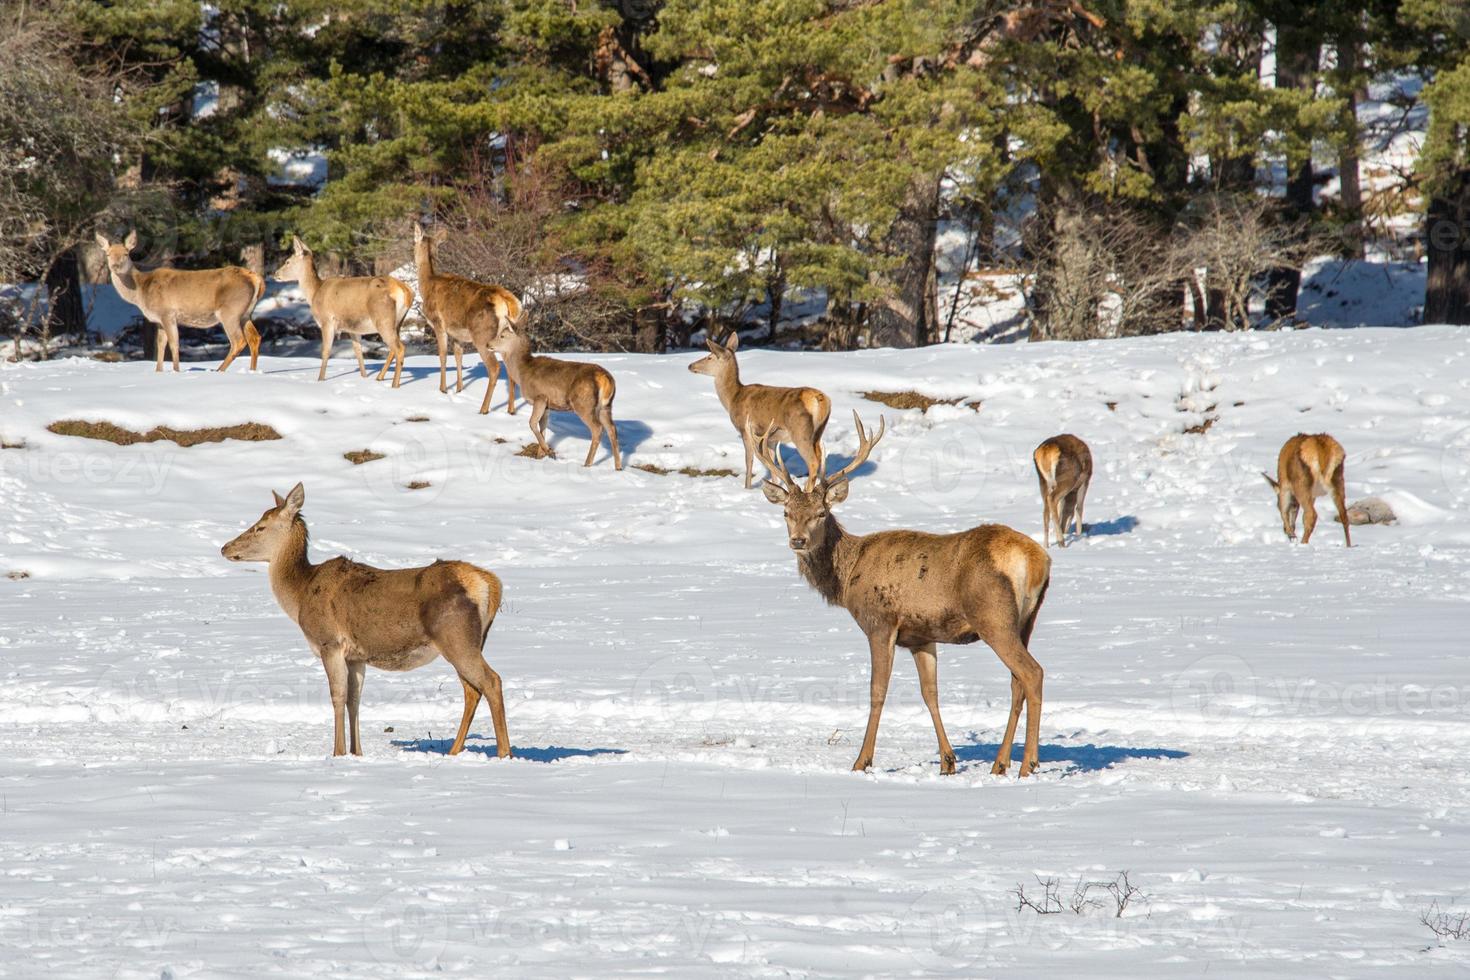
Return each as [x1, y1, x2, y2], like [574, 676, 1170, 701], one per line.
[753, 413, 1051, 777]
[220, 483, 513, 759]
[413, 223, 518, 415]
[95, 230, 264, 373]
[1263, 433, 1351, 546]
[1033, 434, 1093, 548]
[688, 332, 831, 488]
[488, 319, 623, 469]
[272, 236, 414, 387]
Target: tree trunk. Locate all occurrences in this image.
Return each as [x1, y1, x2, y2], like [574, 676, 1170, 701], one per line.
[765, 266, 785, 344]
[43, 247, 87, 357]
[1265, 26, 1319, 324]
[866, 173, 942, 349]
[1336, 40, 1366, 260]
[1425, 181, 1470, 324]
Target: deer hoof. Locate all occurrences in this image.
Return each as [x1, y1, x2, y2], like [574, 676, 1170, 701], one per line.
[851, 757, 872, 772]
[940, 754, 957, 775]
[498, 747, 513, 759]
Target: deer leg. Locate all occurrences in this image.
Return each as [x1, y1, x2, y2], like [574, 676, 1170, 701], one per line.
[991, 674, 1025, 775]
[1300, 494, 1319, 545]
[1074, 479, 1088, 540]
[153, 322, 166, 372]
[1332, 466, 1351, 547]
[244, 320, 261, 371]
[218, 316, 246, 372]
[448, 676, 482, 756]
[346, 661, 366, 757]
[1038, 478, 1053, 547]
[440, 637, 511, 759]
[453, 343, 464, 393]
[911, 643, 956, 775]
[321, 649, 349, 757]
[317, 324, 334, 381]
[351, 336, 367, 377]
[1277, 487, 1297, 540]
[164, 318, 181, 372]
[582, 410, 602, 467]
[433, 325, 449, 392]
[529, 400, 551, 457]
[602, 405, 621, 470]
[975, 613, 1044, 777]
[473, 343, 500, 415]
[741, 429, 756, 489]
[505, 373, 517, 416]
[852, 627, 897, 772]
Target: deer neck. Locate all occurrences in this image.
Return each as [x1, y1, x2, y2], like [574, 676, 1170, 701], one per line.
[296, 257, 322, 303]
[713, 359, 743, 414]
[498, 336, 534, 382]
[415, 246, 435, 284]
[796, 515, 856, 608]
[108, 264, 144, 306]
[267, 519, 315, 624]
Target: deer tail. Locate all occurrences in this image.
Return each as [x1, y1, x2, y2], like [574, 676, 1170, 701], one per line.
[1261, 471, 1280, 491]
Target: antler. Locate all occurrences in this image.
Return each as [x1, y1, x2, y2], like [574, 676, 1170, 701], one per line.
[824, 411, 885, 486]
[746, 418, 804, 491]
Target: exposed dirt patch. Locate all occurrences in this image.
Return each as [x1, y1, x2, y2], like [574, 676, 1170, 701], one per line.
[47, 420, 282, 447]
[405, 480, 432, 490]
[91, 351, 124, 363]
[633, 463, 739, 479]
[1, 438, 24, 450]
[6, 570, 30, 581]
[405, 415, 431, 423]
[1183, 405, 1219, 435]
[1105, 401, 1118, 412]
[516, 443, 553, 460]
[861, 390, 978, 413]
[344, 450, 386, 465]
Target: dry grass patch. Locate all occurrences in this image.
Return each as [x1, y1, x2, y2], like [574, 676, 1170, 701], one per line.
[515, 443, 553, 460]
[47, 420, 281, 446]
[405, 415, 431, 423]
[1, 438, 24, 450]
[633, 463, 739, 479]
[405, 480, 432, 490]
[344, 450, 386, 465]
[6, 570, 30, 581]
[861, 390, 980, 413]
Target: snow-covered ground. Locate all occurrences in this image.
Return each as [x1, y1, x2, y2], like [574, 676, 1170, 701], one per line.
[3, 327, 1470, 976]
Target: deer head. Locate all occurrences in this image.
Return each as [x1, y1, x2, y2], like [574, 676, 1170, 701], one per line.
[94, 230, 140, 278]
[488, 318, 529, 356]
[272, 235, 312, 282]
[221, 483, 306, 562]
[751, 411, 884, 554]
[687, 332, 738, 376]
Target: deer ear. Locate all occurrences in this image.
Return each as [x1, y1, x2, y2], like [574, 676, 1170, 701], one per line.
[413, 223, 424, 243]
[272, 490, 286, 507]
[284, 482, 305, 515]
[725, 332, 740, 352]
[292, 235, 307, 253]
[432, 227, 448, 244]
[761, 480, 789, 505]
[705, 339, 722, 354]
[123, 230, 138, 251]
[94, 232, 109, 250]
[824, 480, 849, 507]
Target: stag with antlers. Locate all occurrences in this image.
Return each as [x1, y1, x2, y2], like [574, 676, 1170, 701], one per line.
[752, 414, 1051, 776]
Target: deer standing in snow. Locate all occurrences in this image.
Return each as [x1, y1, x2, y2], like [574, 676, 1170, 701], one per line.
[413, 223, 519, 414]
[1033, 434, 1092, 548]
[689, 332, 831, 488]
[1264, 433, 1351, 546]
[754, 414, 1051, 776]
[488, 319, 623, 469]
[272, 236, 414, 386]
[221, 483, 513, 758]
[95, 230, 264, 373]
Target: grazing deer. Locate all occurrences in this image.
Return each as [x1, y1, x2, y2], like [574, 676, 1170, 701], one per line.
[1264, 433, 1351, 546]
[95, 230, 263, 373]
[488, 320, 623, 469]
[413, 223, 518, 415]
[753, 414, 1050, 777]
[688, 332, 831, 488]
[221, 483, 512, 759]
[273, 236, 413, 387]
[1033, 434, 1092, 548]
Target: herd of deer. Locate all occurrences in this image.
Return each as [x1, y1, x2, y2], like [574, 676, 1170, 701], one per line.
[93, 227, 1353, 776]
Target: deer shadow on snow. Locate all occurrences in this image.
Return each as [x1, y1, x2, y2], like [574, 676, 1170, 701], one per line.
[1082, 515, 1140, 537]
[540, 412, 655, 457]
[393, 735, 627, 764]
[952, 741, 1187, 774]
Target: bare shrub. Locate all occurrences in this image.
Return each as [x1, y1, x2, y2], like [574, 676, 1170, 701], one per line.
[1017, 871, 1147, 919]
[422, 151, 635, 352]
[1422, 902, 1470, 944]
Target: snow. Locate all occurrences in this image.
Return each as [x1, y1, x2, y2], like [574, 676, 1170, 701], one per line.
[267, 148, 329, 190]
[3, 327, 1470, 975]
